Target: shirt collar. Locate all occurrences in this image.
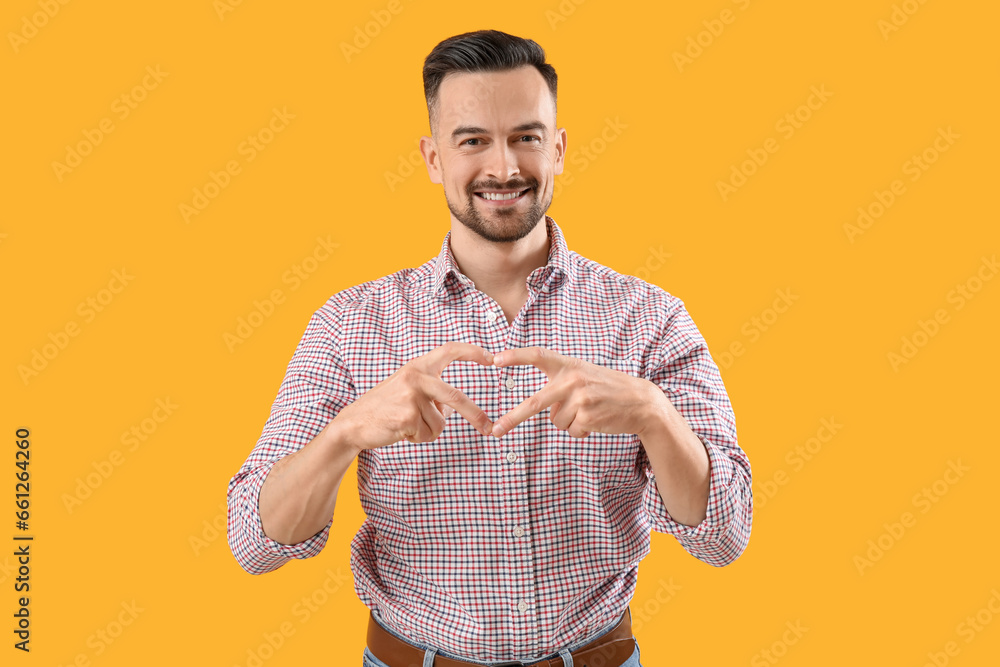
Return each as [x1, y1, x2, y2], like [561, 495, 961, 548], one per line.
[430, 215, 573, 298]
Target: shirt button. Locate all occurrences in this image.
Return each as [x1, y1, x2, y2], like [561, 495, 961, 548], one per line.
[487, 311, 498, 322]
[464, 294, 473, 303]
[513, 526, 525, 537]
[505, 378, 515, 390]
[517, 600, 528, 613]
[506, 452, 517, 463]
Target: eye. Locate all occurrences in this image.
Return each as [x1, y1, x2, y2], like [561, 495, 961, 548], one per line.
[462, 138, 482, 146]
[519, 135, 540, 142]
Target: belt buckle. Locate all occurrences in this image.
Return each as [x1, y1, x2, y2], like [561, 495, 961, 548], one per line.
[492, 663, 527, 667]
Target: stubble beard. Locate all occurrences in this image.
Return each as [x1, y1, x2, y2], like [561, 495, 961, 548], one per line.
[445, 177, 550, 243]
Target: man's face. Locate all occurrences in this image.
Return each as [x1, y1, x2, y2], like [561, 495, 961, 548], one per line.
[421, 66, 566, 243]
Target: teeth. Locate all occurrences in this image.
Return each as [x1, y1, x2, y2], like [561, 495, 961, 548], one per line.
[478, 190, 525, 201]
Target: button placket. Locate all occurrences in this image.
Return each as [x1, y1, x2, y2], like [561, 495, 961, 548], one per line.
[503, 383, 536, 649]
[493, 301, 538, 652]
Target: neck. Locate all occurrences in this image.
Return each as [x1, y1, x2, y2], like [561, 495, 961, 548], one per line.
[449, 217, 550, 301]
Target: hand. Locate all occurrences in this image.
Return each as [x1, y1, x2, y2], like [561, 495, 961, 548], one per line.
[490, 347, 663, 438]
[336, 342, 495, 450]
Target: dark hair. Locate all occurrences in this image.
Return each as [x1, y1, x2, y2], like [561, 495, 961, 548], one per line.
[423, 30, 558, 134]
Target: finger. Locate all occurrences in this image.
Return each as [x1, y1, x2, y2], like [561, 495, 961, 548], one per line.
[565, 416, 591, 439]
[492, 383, 563, 438]
[492, 346, 566, 376]
[549, 401, 572, 431]
[434, 401, 456, 420]
[428, 377, 493, 436]
[407, 404, 441, 443]
[550, 401, 591, 437]
[425, 342, 495, 377]
[419, 401, 447, 439]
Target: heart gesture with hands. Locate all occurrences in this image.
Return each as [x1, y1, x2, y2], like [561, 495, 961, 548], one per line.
[340, 342, 664, 451]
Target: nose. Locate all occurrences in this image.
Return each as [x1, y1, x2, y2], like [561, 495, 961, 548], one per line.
[484, 141, 520, 183]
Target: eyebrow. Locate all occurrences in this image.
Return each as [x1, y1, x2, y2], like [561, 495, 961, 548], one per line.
[451, 121, 549, 142]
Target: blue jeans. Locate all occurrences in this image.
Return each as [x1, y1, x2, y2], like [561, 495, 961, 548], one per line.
[362, 610, 643, 667]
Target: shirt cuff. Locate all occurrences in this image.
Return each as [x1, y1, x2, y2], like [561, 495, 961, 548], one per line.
[228, 460, 332, 574]
[641, 434, 746, 563]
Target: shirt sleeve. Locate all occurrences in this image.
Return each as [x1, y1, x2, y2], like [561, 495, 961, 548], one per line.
[226, 305, 356, 575]
[638, 293, 753, 567]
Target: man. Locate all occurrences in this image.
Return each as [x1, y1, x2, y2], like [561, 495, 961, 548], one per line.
[227, 29, 752, 667]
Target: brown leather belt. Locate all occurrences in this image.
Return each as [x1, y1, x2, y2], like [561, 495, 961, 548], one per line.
[366, 607, 635, 667]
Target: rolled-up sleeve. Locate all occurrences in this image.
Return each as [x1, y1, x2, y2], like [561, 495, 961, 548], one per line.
[639, 294, 753, 566]
[226, 305, 356, 574]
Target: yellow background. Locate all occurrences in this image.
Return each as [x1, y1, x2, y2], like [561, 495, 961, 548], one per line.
[3, 0, 998, 664]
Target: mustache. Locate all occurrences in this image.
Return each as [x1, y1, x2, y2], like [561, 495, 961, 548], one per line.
[467, 178, 538, 194]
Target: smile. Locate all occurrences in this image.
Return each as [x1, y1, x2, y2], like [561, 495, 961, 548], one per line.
[474, 188, 531, 202]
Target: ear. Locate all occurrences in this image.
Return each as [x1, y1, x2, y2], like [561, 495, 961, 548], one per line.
[420, 135, 442, 184]
[554, 127, 567, 176]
